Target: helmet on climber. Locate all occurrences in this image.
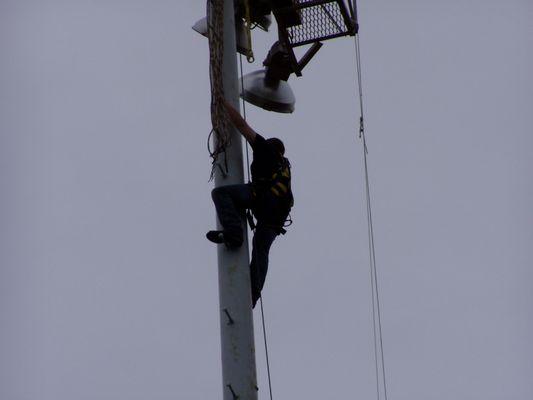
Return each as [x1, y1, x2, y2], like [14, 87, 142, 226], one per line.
[266, 137, 285, 156]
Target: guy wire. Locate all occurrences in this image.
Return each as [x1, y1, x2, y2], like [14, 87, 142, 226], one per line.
[352, 14, 389, 400]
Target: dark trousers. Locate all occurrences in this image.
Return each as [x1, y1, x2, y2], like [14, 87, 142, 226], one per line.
[211, 184, 278, 307]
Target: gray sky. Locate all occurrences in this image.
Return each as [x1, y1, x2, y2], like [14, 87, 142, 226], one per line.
[1, 0, 532, 399]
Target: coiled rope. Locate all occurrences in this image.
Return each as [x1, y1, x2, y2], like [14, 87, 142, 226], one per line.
[206, 0, 231, 180]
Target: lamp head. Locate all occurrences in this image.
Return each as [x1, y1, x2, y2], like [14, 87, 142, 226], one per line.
[192, 17, 251, 56]
[191, 17, 208, 37]
[240, 69, 295, 114]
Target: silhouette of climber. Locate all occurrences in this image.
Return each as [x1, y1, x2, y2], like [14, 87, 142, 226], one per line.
[207, 100, 293, 308]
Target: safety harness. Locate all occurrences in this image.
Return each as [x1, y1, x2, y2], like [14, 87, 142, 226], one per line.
[248, 156, 293, 234]
[268, 157, 292, 201]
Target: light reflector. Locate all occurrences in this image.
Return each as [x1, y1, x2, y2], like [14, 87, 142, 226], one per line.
[240, 70, 295, 114]
[192, 17, 251, 56]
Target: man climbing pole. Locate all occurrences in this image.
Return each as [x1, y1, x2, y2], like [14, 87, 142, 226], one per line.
[207, 100, 293, 308]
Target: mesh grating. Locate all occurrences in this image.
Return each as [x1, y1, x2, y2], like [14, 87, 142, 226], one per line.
[284, 0, 352, 47]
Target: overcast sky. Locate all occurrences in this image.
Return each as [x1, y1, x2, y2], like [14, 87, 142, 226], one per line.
[1, 1, 532, 399]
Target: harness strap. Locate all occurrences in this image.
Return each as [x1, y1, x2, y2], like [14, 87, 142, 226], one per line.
[246, 209, 256, 231]
[246, 208, 289, 235]
[248, 157, 293, 234]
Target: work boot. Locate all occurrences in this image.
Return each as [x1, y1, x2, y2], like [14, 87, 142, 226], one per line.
[206, 230, 225, 244]
[206, 230, 243, 248]
[251, 291, 260, 309]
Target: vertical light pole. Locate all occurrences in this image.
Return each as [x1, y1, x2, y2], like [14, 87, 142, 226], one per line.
[213, 1, 258, 399]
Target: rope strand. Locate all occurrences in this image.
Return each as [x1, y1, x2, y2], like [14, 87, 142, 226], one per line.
[206, 0, 231, 180]
[352, 12, 389, 400]
[239, 53, 274, 400]
[259, 297, 274, 400]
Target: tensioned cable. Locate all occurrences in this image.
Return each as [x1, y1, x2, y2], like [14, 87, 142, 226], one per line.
[350, 3, 389, 400]
[259, 298, 274, 400]
[239, 54, 252, 181]
[239, 53, 275, 400]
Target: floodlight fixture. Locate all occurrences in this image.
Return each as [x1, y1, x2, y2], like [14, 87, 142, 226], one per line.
[240, 69, 295, 114]
[191, 17, 208, 37]
[192, 17, 252, 56]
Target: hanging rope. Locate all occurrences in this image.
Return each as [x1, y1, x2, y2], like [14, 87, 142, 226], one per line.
[239, 52, 275, 400]
[350, 2, 389, 400]
[206, 0, 231, 180]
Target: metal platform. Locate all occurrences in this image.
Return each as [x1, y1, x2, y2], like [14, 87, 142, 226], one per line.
[275, 0, 357, 48]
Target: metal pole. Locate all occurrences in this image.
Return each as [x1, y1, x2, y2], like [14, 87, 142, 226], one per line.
[213, 1, 258, 399]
